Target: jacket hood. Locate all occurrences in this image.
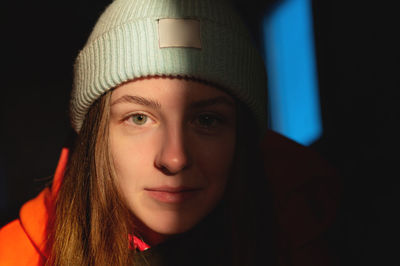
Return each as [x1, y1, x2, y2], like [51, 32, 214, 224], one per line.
[18, 148, 69, 258]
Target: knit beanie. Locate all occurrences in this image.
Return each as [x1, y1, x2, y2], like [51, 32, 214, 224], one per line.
[71, 0, 268, 134]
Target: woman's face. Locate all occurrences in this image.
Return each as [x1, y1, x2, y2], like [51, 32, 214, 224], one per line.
[109, 77, 236, 243]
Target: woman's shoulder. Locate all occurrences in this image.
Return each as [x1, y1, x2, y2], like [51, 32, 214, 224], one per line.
[0, 188, 51, 265]
[0, 220, 43, 265]
[0, 148, 68, 265]
[261, 130, 342, 266]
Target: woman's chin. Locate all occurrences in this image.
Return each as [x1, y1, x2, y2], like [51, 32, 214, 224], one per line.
[129, 191, 222, 243]
[143, 214, 198, 236]
[132, 217, 196, 245]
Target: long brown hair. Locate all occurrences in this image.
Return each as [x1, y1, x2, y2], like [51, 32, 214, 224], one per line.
[47, 84, 274, 265]
[48, 92, 135, 265]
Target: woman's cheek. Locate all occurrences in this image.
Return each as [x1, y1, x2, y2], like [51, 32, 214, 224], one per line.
[110, 126, 157, 197]
[192, 135, 235, 206]
[195, 132, 236, 170]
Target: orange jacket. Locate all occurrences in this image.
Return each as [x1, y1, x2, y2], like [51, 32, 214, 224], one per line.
[0, 148, 67, 265]
[0, 131, 341, 265]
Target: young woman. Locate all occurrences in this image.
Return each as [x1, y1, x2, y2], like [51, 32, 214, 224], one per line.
[0, 0, 340, 265]
[51, 75, 272, 265]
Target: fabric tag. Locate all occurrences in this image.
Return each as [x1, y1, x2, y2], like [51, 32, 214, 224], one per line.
[158, 18, 201, 49]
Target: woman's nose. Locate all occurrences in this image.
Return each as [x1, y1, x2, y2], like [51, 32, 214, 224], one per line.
[154, 127, 190, 175]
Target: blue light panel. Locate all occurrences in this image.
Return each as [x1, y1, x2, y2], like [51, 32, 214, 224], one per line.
[262, 0, 322, 145]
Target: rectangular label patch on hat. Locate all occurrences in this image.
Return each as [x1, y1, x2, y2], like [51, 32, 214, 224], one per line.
[158, 18, 201, 49]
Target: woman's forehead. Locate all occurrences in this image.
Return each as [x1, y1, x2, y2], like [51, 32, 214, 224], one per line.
[111, 77, 235, 106]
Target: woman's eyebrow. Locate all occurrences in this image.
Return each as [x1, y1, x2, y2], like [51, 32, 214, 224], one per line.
[111, 95, 161, 109]
[190, 96, 235, 109]
[112, 95, 234, 109]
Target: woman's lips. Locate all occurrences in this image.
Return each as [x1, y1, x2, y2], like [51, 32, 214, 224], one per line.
[144, 186, 201, 204]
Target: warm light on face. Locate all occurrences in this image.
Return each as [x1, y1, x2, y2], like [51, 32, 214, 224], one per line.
[109, 77, 236, 244]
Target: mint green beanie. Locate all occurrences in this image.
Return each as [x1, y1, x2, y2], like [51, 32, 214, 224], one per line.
[71, 0, 268, 134]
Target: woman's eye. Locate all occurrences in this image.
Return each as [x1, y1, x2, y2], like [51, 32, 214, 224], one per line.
[129, 114, 148, 125]
[195, 114, 221, 128]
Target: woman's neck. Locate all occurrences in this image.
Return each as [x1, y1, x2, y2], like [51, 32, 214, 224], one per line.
[132, 217, 170, 246]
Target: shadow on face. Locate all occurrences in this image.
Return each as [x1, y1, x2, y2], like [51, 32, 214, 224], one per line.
[109, 76, 237, 244]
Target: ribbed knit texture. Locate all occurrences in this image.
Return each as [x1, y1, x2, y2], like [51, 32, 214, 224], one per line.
[71, 0, 268, 133]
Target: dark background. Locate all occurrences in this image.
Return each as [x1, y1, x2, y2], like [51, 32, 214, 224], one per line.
[1, 0, 399, 265]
